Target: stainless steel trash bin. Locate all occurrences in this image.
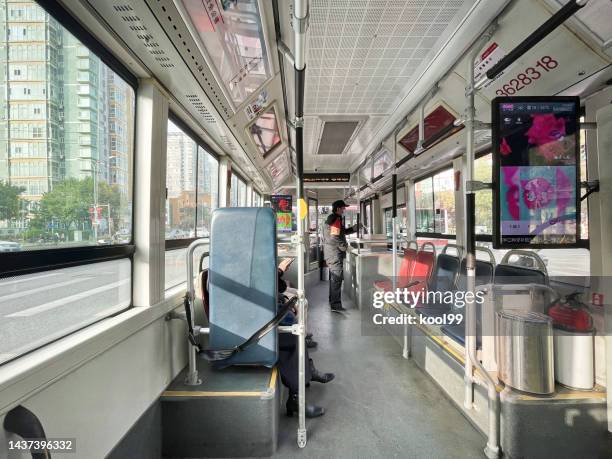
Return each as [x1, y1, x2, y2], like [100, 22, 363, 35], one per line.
[496, 310, 554, 394]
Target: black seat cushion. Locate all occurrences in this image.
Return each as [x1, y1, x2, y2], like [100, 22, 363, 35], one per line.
[494, 264, 546, 285]
[430, 254, 460, 292]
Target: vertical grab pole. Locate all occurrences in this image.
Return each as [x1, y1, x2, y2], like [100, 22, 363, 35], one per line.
[185, 239, 208, 386]
[293, 0, 308, 448]
[357, 168, 361, 253]
[463, 44, 477, 412]
[465, 26, 500, 459]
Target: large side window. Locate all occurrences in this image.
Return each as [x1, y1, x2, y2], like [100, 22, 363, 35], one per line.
[164, 117, 218, 290]
[166, 120, 197, 240]
[230, 174, 238, 207]
[433, 168, 455, 234]
[415, 177, 434, 233]
[196, 146, 218, 237]
[474, 154, 493, 237]
[230, 172, 247, 207]
[0, 0, 136, 365]
[414, 168, 456, 243]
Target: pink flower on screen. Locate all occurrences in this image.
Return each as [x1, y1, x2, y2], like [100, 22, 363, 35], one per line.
[521, 177, 553, 210]
[503, 168, 520, 220]
[526, 114, 567, 161]
[500, 137, 512, 156]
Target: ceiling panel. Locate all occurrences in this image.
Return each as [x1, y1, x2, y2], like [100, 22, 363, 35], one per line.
[301, 0, 470, 171]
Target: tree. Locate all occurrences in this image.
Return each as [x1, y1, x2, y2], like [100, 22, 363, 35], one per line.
[32, 177, 122, 237]
[0, 181, 25, 221]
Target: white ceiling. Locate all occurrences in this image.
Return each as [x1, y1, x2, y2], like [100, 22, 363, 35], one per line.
[294, 0, 472, 171]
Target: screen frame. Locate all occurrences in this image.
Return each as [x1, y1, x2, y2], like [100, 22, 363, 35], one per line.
[270, 194, 293, 233]
[246, 103, 283, 158]
[491, 96, 581, 249]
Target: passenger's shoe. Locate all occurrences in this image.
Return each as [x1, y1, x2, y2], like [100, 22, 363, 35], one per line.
[331, 304, 347, 312]
[286, 392, 325, 418]
[306, 336, 318, 349]
[311, 369, 335, 384]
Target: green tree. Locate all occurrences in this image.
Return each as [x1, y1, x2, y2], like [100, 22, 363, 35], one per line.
[0, 181, 25, 221]
[32, 177, 122, 236]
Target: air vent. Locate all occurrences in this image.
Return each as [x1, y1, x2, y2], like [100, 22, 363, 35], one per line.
[119, 11, 175, 68]
[185, 94, 216, 125]
[113, 5, 133, 12]
[316, 121, 360, 155]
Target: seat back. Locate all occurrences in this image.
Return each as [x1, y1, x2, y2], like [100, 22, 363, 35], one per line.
[399, 247, 417, 278]
[430, 253, 460, 292]
[456, 258, 495, 290]
[208, 208, 278, 367]
[494, 264, 546, 285]
[409, 245, 436, 290]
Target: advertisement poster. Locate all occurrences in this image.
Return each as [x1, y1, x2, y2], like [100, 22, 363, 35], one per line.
[271, 194, 293, 233]
[493, 97, 580, 247]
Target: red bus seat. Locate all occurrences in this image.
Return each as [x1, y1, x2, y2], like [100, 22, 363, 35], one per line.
[373, 246, 418, 291]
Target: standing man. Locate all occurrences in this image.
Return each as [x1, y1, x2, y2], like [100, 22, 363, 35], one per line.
[323, 200, 358, 312]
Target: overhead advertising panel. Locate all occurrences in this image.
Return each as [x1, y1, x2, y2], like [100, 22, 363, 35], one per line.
[270, 194, 293, 233]
[249, 106, 281, 157]
[492, 97, 580, 248]
[268, 151, 290, 187]
[181, 0, 271, 106]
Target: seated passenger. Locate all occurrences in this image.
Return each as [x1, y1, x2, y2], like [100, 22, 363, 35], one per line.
[278, 258, 317, 349]
[278, 269, 334, 418]
[200, 257, 331, 416]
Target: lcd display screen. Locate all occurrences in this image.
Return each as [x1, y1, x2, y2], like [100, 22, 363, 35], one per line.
[492, 97, 580, 248]
[180, 0, 271, 106]
[271, 194, 293, 233]
[249, 106, 281, 157]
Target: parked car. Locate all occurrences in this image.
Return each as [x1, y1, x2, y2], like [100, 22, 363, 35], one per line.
[0, 240, 22, 252]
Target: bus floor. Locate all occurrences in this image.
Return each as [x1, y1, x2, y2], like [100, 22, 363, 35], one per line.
[271, 279, 485, 458]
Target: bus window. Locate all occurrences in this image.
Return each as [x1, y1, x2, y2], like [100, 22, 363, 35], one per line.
[415, 168, 455, 238]
[0, 0, 135, 363]
[230, 172, 247, 207]
[166, 119, 197, 241]
[415, 177, 434, 233]
[196, 146, 219, 238]
[433, 168, 455, 234]
[165, 117, 218, 290]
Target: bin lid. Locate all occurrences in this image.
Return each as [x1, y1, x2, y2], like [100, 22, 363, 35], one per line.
[497, 309, 552, 324]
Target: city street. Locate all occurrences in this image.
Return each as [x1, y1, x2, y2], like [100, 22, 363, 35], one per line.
[0, 260, 130, 365]
[0, 244, 211, 366]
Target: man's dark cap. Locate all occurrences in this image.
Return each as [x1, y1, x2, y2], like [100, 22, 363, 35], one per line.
[332, 200, 348, 212]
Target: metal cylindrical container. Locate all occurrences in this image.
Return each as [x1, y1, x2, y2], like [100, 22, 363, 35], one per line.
[554, 328, 594, 390]
[496, 310, 555, 395]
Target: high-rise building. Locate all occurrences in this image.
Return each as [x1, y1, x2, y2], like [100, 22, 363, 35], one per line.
[0, 0, 133, 210]
[166, 129, 197, 199]
[0, 0, 63, 206]
[108, 72, 132, 193]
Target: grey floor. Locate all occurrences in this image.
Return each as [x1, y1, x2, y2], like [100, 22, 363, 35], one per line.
[273, 279, 485, 458]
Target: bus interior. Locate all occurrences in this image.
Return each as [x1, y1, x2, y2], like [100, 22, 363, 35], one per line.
[1, 0, 612, 457]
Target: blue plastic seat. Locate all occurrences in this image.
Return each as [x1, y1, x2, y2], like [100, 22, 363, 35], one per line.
[208, 208, 278, 367]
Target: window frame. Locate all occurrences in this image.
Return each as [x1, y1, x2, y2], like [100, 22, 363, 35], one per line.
[0, 0, 137, 278]
[413, 165, 457, 240]
[230, 169, 248, 207]
[165, 113, 220, 251]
